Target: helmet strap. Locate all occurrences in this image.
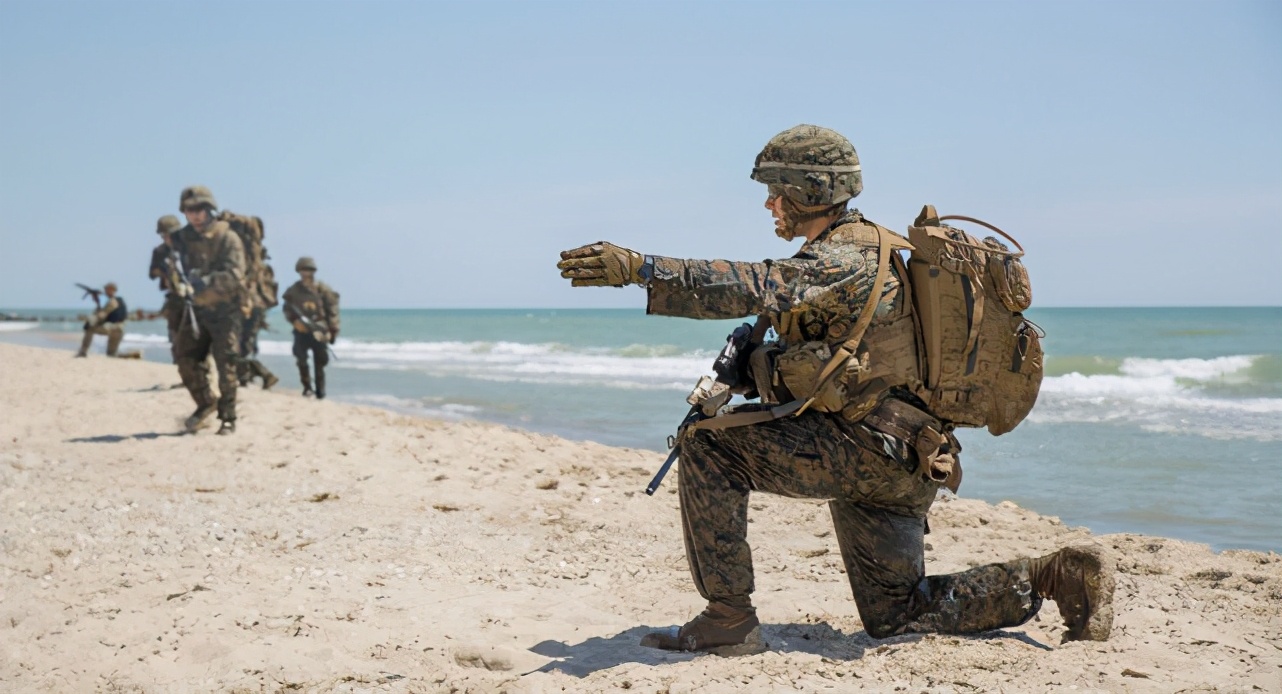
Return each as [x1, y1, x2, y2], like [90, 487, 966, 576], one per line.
[776, 197, 845, 240]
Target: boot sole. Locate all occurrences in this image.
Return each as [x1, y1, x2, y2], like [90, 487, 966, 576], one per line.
[640, 626, 768, 657]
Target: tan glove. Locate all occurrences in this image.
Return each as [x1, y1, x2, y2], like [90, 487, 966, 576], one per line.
[557, 241, 646, 287]
[293, 320, 308, 333]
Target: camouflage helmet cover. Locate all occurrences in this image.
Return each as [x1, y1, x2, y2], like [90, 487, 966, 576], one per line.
[296, 256, 318, 272]
[156, 214, 182, 235]
[750, 124, 862, 206]
[179, 185, 217, 211]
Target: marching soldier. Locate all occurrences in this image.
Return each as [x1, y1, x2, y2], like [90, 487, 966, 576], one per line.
[281, 257, 340, 399]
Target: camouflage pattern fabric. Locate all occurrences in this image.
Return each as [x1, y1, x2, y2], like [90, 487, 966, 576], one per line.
[282, 280, 341, 340]
[292, 331, 329, 393]
[236, 307, 276, 385]
[679, 405, 1040, 638]
[172, 306, 242, 421]
[655, 209, 1044, 638]
[170, 222, 246, 422]
[645, 210, 902, 330]
[149, 242, 172, 293]
[750, 124, 863, 207]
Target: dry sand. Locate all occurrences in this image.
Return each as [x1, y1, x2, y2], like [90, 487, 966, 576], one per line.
[0, 342, 1279, 693]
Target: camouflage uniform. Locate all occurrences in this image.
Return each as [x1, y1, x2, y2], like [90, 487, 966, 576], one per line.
[561, 125, 1112, 649]
[148, 243, 187, 348]
[170, 220, 245, 425]
[77, 295, 127, 357]
[647, 213, 1042, 637]
[281, 277, 339, 397]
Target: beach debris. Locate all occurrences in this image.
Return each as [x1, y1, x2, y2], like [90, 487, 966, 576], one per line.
[166, 584, 211, 601]
[1121, 668, 1151, 678]
[194, 487, 224, 493]
[433, 503, 460, 512]
[536, 478, 559, 490]
[308, 492, 338, 503]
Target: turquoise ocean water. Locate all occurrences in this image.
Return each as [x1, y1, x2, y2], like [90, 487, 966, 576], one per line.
[4, 306, 1279, 552]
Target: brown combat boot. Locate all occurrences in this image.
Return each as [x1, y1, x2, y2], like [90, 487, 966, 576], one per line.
[1029, 544, 1116, 642]
[640, 601, 766, 656]
[184, 404, 217, 433]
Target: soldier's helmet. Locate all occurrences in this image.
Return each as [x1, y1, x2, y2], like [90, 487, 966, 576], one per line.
[750, 125, 862, 207]
[179, 185, 218, 212]
[156, 215, 182, 235]
[104, 282, 118, 292]
[296, 257, 318, 272]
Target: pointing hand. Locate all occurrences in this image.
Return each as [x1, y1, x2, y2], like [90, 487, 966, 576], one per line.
[557, 241, 646, 287]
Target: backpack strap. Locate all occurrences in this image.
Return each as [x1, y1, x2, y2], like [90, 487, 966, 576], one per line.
[694, 225, 895, 430]
[796, 224, 894, 416]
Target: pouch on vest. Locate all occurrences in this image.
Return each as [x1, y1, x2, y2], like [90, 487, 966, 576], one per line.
[863, 397, 963, 493]
[906, 205, 1042, 436]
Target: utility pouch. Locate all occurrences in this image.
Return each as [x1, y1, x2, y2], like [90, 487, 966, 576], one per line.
[863, 398, 963, 492]
[775, 341, 847, 414]
[748, 342, 787, 405]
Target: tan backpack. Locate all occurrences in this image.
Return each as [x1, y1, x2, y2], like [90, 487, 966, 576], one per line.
[219, 211, 279, 310]
[906, 205, 1043, 435]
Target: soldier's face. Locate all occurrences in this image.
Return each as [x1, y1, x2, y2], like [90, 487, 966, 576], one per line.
[765, 193, 793, 240]
[183, 207, 210, 228]
[300, 270, 316, 284]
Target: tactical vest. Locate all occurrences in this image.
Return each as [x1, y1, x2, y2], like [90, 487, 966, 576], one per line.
[713, 207, 1041, 440]
[769, 219, 921, 422]
[106, 297, 127, 324]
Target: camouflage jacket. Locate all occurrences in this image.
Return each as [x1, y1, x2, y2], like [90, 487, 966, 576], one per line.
[172, 221, 246, 311]
[645, 210, 906, 345]
[148, 242, 172, 293]
[282, 280, 340, 337]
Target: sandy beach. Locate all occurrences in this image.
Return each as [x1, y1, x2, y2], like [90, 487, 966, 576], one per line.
[0, 342, 1278, 693]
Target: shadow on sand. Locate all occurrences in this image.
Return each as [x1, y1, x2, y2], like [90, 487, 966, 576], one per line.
[66, 431, 187, 443]
[527, 622, 1051, 678]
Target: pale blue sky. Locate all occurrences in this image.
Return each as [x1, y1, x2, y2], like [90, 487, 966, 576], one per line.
[1, 0, 1279, 309]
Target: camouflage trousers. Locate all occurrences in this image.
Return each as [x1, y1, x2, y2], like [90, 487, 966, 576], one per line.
[162, 294, 186, 363]
[292, 331, 329, 393]
[237, 310, 276, 385]
[678, 407, 1041, 638]
[172, 308, 242, 422]
[78, 322, 124, 357]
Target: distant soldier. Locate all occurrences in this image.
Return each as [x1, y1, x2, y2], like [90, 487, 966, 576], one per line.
[76, 282, 128, 357]
[170, 185, 246, 435]
[281, 257, 339, 399]
[148, 214, 185, 359]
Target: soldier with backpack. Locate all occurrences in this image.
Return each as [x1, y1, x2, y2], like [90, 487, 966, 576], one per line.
[213, 208, 280, 391]
[557, 125, 1114, 655]
[170, 185, 246, 435]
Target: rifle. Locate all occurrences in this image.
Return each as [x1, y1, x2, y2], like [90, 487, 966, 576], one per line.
[645, 321, 759, 495]
[286, 303, 338, 361]
[165, 248, 201, 338]
[75, 283, 102, 308]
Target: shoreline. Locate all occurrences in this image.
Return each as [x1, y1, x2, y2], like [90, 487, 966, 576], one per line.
[0, 342, 1279, 692]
